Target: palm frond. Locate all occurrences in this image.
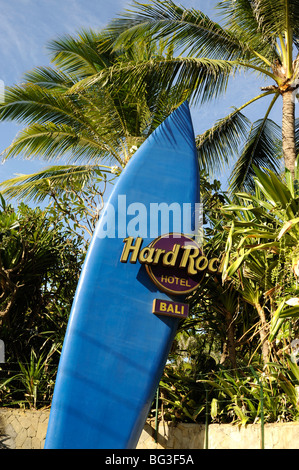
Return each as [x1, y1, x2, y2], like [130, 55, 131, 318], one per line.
[0, 81, 131, 165]
[146, 84, 191, 133]
[196, 108, 250, 174]
[47, 29, 109, 76]
[217, 0, 284, 62]
[229, 114, 282, 193]
[72, 56, 237, 106]
[108, 0, 253, 61]
[0, 165, 112, 202]
[23, 67, 75, 90]
[0, 122, 118, 164]
[221, 0, 299, 37]
[0, 84, 88, 127]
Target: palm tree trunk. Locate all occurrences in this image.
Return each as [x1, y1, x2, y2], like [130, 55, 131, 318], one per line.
[255, 302, 270, 365]
[282, 90, 296, 177]
[220, 310, 237, 368]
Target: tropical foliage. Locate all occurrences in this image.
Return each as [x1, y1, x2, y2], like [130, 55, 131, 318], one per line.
[101, 0, 299, 188]
[2, 1, 299, 196]
[221, 162, 299, 362]
[0, 29, 188, 201]
[151, 164, 299, 425]
[0, 1, 299, 428]
[0, 196, 83, 408]
[1, 163, 299, 422]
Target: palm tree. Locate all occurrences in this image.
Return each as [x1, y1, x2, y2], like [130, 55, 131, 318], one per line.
[0, 29, 187, 201]
[96, 0, 299, 190]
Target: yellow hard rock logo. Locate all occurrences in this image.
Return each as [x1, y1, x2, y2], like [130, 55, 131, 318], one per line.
[120, 236, 221, 276]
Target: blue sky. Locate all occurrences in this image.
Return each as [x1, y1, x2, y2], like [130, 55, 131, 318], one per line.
[0, 0, 128, 184]
[0, 0, 296, 196]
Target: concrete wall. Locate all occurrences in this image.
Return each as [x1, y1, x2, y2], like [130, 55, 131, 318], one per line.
[137, 420, 299, 449]
[0, 408, 49, 449]
[1, 408, 299, 449]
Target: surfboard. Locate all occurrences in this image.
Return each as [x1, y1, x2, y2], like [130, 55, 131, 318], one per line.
[44, 101, 200, 449]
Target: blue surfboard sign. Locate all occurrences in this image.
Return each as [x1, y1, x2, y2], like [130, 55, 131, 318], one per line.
[44, 101, 200, 449]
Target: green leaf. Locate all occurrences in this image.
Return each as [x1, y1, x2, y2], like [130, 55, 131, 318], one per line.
[280, 306, 299, 319]
[0, 165, 111, 203]
[229, 114, 281, 193]
[196, 108, 250, 174]
[287, 358, 299, 384]
[269, 300, 286, 341]
[253, 165, 293, 209]
[277, 217, 299, 240]
[108, 0, 249, 60]
[226, 252, 247, 277]
[210, 398, 218, 419]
